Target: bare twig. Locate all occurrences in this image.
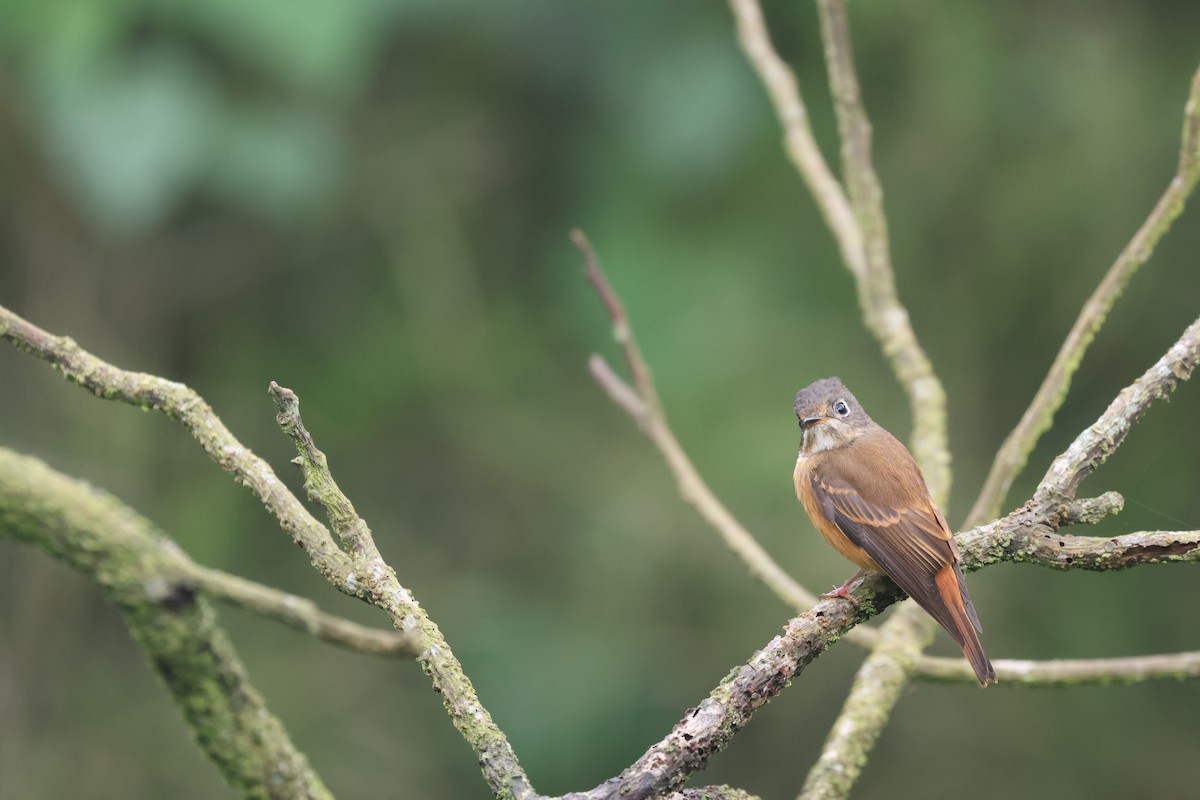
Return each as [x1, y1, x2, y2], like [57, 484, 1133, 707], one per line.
[917, 650, 1200, 687]
[572, 231, 840, 623]
[189, 566, 418, 657]
[967, 65, 1200, 528]
[0, 448, 332, 799]
[726, 0, 863, 280]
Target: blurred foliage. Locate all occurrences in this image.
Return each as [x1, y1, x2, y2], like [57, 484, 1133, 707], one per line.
[1, 1, 1199, 798]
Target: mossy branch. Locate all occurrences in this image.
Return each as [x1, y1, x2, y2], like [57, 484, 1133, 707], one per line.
[0, 303, 534, 800]
[966, 64, 1200, 528]
[797, 605, 933, 800]
[0, 448, 332, 799]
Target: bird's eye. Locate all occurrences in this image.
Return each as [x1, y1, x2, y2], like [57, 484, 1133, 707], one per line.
[833, 399, 850, 417]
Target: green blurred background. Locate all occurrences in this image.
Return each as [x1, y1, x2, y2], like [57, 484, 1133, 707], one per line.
[1, 1, 1198, 798]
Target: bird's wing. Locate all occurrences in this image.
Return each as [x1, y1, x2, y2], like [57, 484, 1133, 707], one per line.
[807, 469, 980, 636]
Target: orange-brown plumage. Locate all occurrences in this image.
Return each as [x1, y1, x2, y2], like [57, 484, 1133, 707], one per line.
[793, 377, 995, 686]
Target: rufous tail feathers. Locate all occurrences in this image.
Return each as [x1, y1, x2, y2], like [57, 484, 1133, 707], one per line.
[933, 565, 996, 686]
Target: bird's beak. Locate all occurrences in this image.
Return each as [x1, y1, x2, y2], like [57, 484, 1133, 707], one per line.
[799, 415, 827, 430]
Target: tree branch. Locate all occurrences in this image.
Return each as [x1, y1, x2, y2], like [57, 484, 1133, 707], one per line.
[0, 304, 535, 800]
[967, 64, 1200, 527]
[917, 650, 1200, 687]
[816, 0, 951, 502]
[789, 2, 954, 796]
[572, 231, 844, 623]
[1035, 315, 1200, 499]
[189, 565, 418, 657]
[266, 382, 535, 800]
[958, 519, 1200, 573]
[726, 0, 863, 280]
[0, 448, 332, 799]
[559, 575, 905, 800]
[0, 304, 354, 588]
[666, 787, 763, 800]
[730, 0, 950, 503]
[796, 604, 932, 800]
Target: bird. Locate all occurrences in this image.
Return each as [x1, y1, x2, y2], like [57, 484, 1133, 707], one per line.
[792, 377, 995, 686]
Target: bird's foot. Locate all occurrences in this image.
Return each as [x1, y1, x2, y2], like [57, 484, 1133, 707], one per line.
[819, 574, 863, 607]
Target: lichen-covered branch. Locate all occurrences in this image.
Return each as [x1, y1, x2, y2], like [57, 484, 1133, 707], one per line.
[813, 0, 950, 503]
[917, 650, 1200, 687]
[189, 566, 418, 657]
[0, 304, 534, 800]
[794, 310, 1198, 798]
[557, 575, 906, 800]
[797, 604, 932, 800]
[957, 516, 1200, 573]
[265, 382, 534, 800]
[553, 477, 1199, 798]
[0, 304, 353, 589]
[726, 0, 863, 281]
[666, 786, 763, 800]
[0, 448, 331, 800]
[1037, 315, 1200, 498]
[966, 64, 1200, 528]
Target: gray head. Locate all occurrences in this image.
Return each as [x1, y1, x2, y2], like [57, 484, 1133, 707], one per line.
[793, 377, 875, 455]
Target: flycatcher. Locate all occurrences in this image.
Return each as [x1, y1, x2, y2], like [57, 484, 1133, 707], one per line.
[793, 377, 995, 686]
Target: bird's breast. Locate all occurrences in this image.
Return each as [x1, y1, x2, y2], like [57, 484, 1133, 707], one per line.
[793, 454, 883, 573]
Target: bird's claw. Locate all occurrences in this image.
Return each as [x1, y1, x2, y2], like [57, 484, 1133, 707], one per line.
[820, 581, 861, 607]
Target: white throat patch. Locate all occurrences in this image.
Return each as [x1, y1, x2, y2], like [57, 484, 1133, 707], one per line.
[798, 423, 841, 458]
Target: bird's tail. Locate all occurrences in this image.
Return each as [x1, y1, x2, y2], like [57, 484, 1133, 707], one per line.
[933, 564, 996, 686]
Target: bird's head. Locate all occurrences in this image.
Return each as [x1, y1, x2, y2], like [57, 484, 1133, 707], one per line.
[793, 377, 873, 455]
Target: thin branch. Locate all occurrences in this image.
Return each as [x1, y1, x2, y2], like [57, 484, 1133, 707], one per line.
[815, 0, 950, 502]
[572, 231, 846, 625]
[572, 229, 662, 416]
[917, 650, 1200, 687]
[266, 383, 535, 799]
[189, 566, 419, 657]
[0, 304, 353, 588]
[726, 0, 863, 280]
[0, 448, 332, 799]
[1036, 315, 1200, 498]
[967, 64, 1200, 528]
